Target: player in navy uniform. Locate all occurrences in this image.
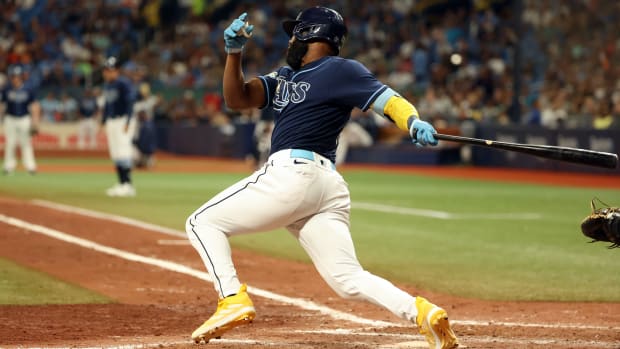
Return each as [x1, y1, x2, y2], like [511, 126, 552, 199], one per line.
[101, 57, 138, 197]
[1, 65, 41, 175]
[77, 88, 99, 150]
[186, 7, 458, 349]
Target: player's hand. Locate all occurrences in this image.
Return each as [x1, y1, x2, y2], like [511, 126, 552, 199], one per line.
[409, 118, 438, 147]
[224, 13, 254, 54]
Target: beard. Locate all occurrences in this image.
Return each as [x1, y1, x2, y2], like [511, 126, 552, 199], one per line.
[286, 40, 309, 70]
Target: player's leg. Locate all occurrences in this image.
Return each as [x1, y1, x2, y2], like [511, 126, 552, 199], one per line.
[105, 118, 135, 197]
[186, 162, 317, 343]
[19, 116, 36, 173]
[114, 117, 137, 195]
[291, 212, 458, 348]
[3, 116, 18, 174]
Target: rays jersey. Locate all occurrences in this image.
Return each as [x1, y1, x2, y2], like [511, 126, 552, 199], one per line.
[102, 76, 136, 123]
[1, 84, 36, 117]
[259, 56, 387, 163]
[79, 95, 98, 118]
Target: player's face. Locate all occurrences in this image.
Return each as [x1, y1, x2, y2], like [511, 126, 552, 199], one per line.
[10, 74, 23, 86]
[286, 37, 309, 71]
[103, 68, 119, 81]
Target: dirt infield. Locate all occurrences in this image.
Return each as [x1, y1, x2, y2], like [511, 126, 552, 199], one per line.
[1, 156, 619, 349]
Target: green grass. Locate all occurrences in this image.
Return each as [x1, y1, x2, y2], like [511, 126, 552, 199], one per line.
[1, 158, 619, 302]
[0, 258, 112, 305]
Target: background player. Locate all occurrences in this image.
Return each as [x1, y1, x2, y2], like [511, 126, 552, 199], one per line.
[1, 65, 41, 175]
[185, 7, 458, 349]
[101, 57, 137, 197]
[77, 87, 99, 150]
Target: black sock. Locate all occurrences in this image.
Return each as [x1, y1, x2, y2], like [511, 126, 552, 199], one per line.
[119, 167, 132, 184]
[115, 165, 123, 183]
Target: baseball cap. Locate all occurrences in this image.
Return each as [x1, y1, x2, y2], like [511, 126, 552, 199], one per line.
[103, 56, 120, 69]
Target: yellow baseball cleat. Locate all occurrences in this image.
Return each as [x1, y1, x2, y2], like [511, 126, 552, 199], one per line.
[415, 296, 459, 349]
[191, 284, 256, 344]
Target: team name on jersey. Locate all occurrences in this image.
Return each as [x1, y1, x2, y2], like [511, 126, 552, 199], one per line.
[273, 77, 310, 111]
[7, 90, 29, 103]
[104, 89, 119, 104]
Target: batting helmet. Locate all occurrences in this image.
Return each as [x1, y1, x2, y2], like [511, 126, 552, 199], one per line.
[282, 6, 347, 54]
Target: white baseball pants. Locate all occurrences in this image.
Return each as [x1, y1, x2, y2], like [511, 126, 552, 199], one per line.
[105, 116, 136, 161]
[186, 149, 418, 322]
[3, 115, 36, 172]
[78, 118, 98, 149]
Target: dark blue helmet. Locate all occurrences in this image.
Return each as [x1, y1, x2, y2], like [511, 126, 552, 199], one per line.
[282, 6, 347, 54]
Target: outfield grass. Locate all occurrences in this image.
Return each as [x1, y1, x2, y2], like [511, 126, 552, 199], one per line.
[0, 258, 112, 305]
[1, 157, 619, 302]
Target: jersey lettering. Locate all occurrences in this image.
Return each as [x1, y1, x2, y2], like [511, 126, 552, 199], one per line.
[7, 90, 29, 104]
[273, 78, 310, 111]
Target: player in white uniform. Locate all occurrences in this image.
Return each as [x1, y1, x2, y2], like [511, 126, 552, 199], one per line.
[186, 7, 458, 349]
[1, 65, 41, 175]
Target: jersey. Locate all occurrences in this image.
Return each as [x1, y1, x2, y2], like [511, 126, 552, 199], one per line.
[259, 56, 387, 163]
[102, 76, 136, 123]
[0, 83, 36, 117]
[79, 96, 98, 118]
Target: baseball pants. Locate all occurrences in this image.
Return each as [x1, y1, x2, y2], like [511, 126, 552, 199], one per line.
[3, 115, 36, 172]
[105, 116, 136, 161]
[186, 149, 418, 322]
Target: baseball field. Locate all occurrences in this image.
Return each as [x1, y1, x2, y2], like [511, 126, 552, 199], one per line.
[1, 152, 619, 348]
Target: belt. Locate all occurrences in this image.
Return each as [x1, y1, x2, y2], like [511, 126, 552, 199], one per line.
[270, 149, 336, 170]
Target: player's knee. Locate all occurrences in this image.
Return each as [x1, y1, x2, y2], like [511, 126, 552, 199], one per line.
[322, 272, 363, 300]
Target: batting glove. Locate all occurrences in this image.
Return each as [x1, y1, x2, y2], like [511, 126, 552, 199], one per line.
[224, 13, 254, 54]
[409, 118, 438, 147]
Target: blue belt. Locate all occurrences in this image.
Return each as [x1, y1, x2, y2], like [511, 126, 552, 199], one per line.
[290, 149, 336, 170]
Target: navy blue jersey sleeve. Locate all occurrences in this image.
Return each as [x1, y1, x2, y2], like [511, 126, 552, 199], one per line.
[259, 67, 291, 109]
[328, 59, 387, 111]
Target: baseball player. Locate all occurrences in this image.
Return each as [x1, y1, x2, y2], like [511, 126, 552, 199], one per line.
[101, 57, 137, 197]
[186, 7, 458, 349]
[77, 88, 99, 150]
[1, 65, 41, 175]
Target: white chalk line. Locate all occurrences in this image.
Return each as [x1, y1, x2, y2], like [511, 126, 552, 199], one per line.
[2, 207, 620, 349]
[0, 212, 393, 329]
[26, 200, 619, 332]
[354, 202, 542, 220]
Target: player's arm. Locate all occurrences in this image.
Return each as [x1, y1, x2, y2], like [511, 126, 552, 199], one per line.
[223, 54, 265, 110]
[29, 101, 41, 123]
[221, 13, 265, 110]
[371, 87, 437, 146]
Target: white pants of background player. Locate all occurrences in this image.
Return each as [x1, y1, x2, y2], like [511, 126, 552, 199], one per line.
[78, 117, 98, 150]
[3, 115, 36, 172]
[186, 149, 418, 323]
[105, 116, 136, 163]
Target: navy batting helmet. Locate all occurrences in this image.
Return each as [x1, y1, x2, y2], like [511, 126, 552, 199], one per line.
[282, 6, 347, 54]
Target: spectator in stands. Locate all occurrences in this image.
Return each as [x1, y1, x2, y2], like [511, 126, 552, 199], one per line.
[58, 92, 77, 121]
[40, 91, 60, 123]
[77, 88, 99, 150]
[168, 89, 198, 126]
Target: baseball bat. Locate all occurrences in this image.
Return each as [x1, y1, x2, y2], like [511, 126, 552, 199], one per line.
[433, 133, 619, 169]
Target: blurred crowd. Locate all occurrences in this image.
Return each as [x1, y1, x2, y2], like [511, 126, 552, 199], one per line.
[1, 0, 619, 141]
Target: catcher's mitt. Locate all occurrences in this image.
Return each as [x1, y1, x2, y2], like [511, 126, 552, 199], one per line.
[580, 197, 620, 248]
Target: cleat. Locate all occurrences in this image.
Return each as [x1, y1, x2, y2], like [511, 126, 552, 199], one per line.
[415, 296, 459, 349]
[191, 284, 256, 343]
